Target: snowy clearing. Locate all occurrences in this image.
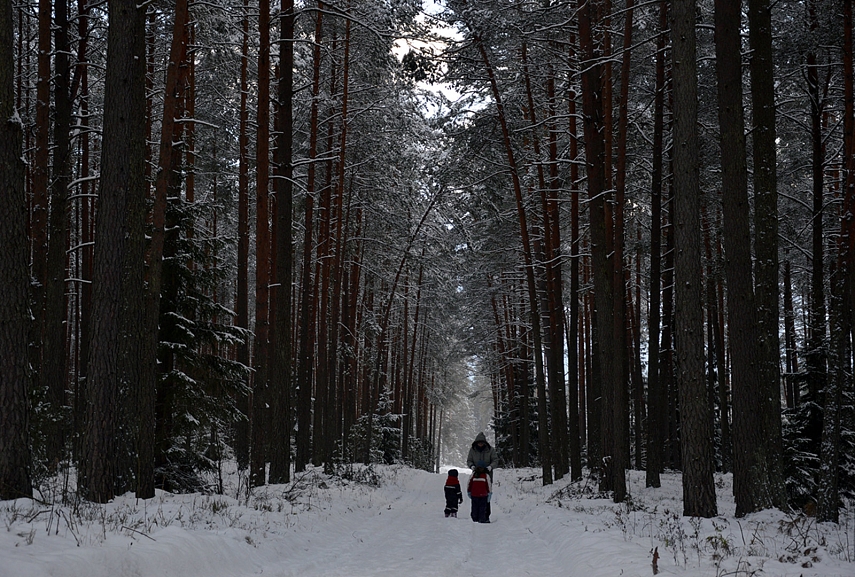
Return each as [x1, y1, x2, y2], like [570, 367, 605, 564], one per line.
[2, 465, 853, 577]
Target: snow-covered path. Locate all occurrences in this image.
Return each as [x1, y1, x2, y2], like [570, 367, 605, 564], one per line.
[3, 466, 853, 577]
[258, 468, 653, 577]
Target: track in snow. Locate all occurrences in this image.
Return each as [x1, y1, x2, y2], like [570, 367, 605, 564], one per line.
[260, 469, 572, 577]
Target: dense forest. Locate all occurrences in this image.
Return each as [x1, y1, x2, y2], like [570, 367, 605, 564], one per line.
[0, 0, 853, 523]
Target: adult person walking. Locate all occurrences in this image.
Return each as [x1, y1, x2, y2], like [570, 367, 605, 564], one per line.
[466, 432, 497, 477]
[466, 432, 497, 521]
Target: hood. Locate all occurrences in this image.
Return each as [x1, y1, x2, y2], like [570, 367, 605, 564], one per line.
[472, 432, 491, 448]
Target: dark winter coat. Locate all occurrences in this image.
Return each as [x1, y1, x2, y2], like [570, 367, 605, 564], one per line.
[444, 476, 463, 513]
[466, 432, 497, 472]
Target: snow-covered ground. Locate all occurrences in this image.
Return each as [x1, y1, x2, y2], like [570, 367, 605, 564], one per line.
[2, 464, 853, 577]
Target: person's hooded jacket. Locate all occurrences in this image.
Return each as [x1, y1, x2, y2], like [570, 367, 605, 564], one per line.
[466, 432, 497, 472]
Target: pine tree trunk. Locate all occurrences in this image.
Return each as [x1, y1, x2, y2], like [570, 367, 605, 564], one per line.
[328, 25, 351, 451]
[546, 61, 569, 480]
[783, 258, 799, 408]
[747, 0, 787, 510]
[82, 0, 147, 503]
[74, 40, 92, 465]
[567, 64, 582, 480]
[296, 2, 324, 472]
[671, 0, 717, 517]
[268, 0, 294, 486]
[42, 0, 73, 468]
[817, 0, 854, 523]
[715, 0, 768, 516]
[251, 0, 272, 487]
[613, 0, 636, 496]
[0, 0, 32, 499]
[645, 0, 667, 489]
[660, 182, 677, 470]
[31, 0, 51, 367]
[141, 0, 190, 499]
[580, 0, 623, 498]
[703, 206, 731, 472]
[805, 0, 827, 419]
[234, 0, 251, 471]
[403, 263, 423, 460]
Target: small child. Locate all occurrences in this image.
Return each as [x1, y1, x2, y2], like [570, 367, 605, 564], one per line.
[444, 469, 463, 517]
[467, 466, 492, 523]
[445, 469, 463, 517]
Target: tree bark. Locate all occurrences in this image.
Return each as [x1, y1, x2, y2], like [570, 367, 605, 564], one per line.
[660, 181, 677, 470]
[817, 0, 854, 524]
[0, 0, 32, 499]
[251, 0, 272, 487]
[82, 0, 147, 503]
[646, 0, 667, 489]
[546, 60, 569, 480]
[579, 0, 625, 500]
[141, 0, 190, 499]
[268, 0, 295, 485]
[296, 2, 324, 472]
[806, 0, 827, 406]
[714, 0, 768, 516]
[567, 46, 582, 480]
[42, 0, 73, 467]
[747, 0, 787, 510]
[672, 0, 717, 517]
[31, 0, 51, 363]
[234, 0, 251, 471]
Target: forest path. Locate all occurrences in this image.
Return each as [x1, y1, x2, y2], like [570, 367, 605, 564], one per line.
[261, 468, 575, 577]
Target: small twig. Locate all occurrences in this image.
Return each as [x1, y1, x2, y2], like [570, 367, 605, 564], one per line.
[25, 509, 51, 523]
[737, 520, 746, 547]
[122, 525, 157, 541]
[56, 509, 80, 547]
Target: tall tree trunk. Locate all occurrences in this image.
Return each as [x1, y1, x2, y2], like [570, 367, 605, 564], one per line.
[546, 60, 569, 480]
[783, 258, 799, 408]
[0, 0, 32, 499]
[660, 181, 677, 470]
[234, 0, 251, 471]
[715, 227, 732, 472]
[715, 0, 769, 516]
[806, 0, 828, 406]
[703, 205, 732, 472]
[567, 50, 582, 480]
[672, 0, 717, 517]
[42, 0, 73, 467]
[312, 41, 337, 466]
[403, 262, 424, 460]
[580, 0, 624, 499]
[612, 0, 635, 498]
[817, 0, 855, 524]
[646, 0, 667, 489]
[74, 35, 92, 464]
[296, 2, 324, 472]
[82, 0, 147, 503]
[31, 0, 51, 368]
[268, 0, 294, 485]
[251, 0, 272, 487]
[342, 208, 362, 448]
[141, 0, 190, 499]
[327, 16, 351, 457]
[747, 0, 787, 510]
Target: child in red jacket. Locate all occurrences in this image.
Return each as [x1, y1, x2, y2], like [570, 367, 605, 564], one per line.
[467, 466, 492, 523]
[444, 469, 463, 517]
